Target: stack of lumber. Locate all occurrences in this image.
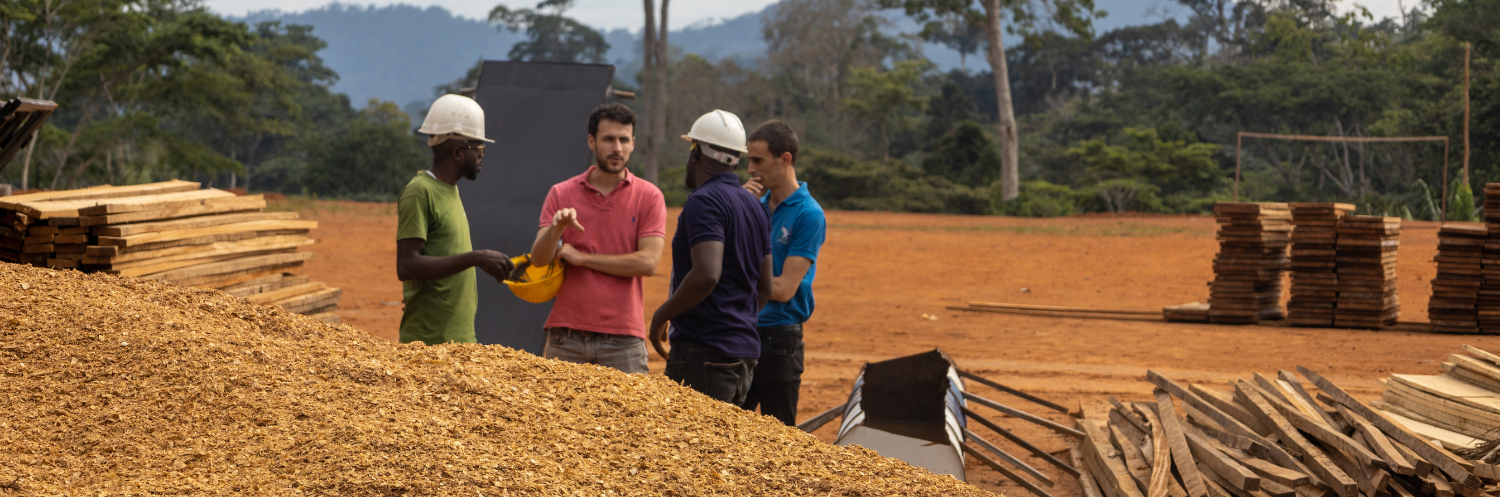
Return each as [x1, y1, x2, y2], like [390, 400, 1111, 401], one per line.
[0, 181, 339, 322]
[1073, 365, 1500, 497]
[1429, 225, 1487, 333]
[1209, 202, 1292, 325]
[1334, 216, 1402, 328]
[1482, 184, 1500, 333]
[1373, 344, 1500, 445]
[1287, 203, 1355, 327]
[1165, 302, 1212, 323]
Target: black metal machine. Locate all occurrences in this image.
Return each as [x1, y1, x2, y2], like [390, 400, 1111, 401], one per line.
[798, 349, 1082, 496]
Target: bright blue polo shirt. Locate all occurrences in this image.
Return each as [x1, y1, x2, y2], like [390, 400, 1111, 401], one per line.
[758, 181, 826, 327]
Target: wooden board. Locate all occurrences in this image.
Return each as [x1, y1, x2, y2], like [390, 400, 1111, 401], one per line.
[85, 235, 311, 264]
[245, 282, 326, 305]
[1388, 374, 1500, 416]
[96, 219, 318, 247]
[1155, 389, 1210, 497]
[267, 287, 340, 315]
[99, 237, 313, 269]
[79, 195, 266, 226]
[143, 252, 314, 283]
[18, 189, 231, 219]
[183, 267, 301, 290]
[1298, 366, 1482, 490]
[1371, 408, 1482, 450]
[0, 180, 199, 214]
[1235, 383, 1357, 497]
[94, 211, 300, 237]
[110, 248, 299, 278]
[97, 229, 309, 255]
[75, 189, 237, 215]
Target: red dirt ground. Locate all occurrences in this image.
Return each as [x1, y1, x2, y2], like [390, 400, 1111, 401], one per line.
[285, 198, 1500, 496]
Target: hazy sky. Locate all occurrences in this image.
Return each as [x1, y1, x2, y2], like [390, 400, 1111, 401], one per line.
[208, 0, 1411, 31]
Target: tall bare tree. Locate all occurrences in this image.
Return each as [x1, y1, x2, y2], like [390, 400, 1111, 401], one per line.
[880, 0, 1099, 201]
[640, 0, 669, 184]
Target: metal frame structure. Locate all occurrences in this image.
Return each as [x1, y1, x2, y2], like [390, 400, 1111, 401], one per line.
[1234, 131, 1452, 217]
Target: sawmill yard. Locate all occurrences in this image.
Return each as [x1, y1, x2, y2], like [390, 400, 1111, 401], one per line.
[273, 198, 1500, 496]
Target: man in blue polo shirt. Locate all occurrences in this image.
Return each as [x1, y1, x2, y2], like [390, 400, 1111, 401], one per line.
[739, 120, 826, 426]
[649, 109, 773, 406]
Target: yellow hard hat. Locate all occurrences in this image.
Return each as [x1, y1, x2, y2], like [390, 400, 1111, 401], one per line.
[504, 254, 565, 303]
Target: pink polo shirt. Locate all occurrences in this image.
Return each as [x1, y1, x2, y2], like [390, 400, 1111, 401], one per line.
[538, 166, 667, 338]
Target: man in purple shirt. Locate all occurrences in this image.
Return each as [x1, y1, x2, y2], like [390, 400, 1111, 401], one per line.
[649, 109, 773, 406]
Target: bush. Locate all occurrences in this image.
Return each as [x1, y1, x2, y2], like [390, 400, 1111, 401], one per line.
[993, 180, 1084, 217]
[799, 147, 991, 214]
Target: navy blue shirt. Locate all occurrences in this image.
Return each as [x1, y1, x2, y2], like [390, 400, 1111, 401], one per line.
[759, 182, 826, 327]
[669, 173, 772, 359]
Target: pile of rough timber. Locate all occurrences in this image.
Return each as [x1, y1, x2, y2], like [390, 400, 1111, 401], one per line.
[1073, 366, 1500, 497]
[1429, 225, 1487, 333]
[1482, 184, 1500, 334]
[1374, 344, 1500, 446]
[0, 180, 340, 322]
[0, 263, 986, 496]
[1287, 203, 1355, 327]
[1335, 216, 1402, 328]
[1209, 202, 1292, 324]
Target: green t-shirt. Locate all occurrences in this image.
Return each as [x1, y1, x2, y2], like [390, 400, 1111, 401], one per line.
[396, 172, 477, 345]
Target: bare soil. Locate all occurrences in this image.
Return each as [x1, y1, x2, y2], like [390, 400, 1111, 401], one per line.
[287, 199, 1500, 495]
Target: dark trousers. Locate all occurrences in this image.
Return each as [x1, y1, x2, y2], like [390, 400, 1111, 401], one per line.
[665, 340, 758, 406]
[740, 324, 804, 426]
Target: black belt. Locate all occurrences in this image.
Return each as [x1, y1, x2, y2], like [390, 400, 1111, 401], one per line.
[758, 323, 802, 336]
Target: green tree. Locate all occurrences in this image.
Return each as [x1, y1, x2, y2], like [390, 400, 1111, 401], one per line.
[300, 100, 428, 201]
[923, 121, 1002, 185]
[878, 0, 1103, 201]
[841, 60, 931, 160]
[489, 0, 609, 63]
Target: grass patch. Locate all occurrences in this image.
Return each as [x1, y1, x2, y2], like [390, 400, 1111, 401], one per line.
[830, 222, 1198, 237]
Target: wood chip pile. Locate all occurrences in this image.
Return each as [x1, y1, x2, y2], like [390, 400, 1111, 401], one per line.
[1335, 216, 1402, 328]
[1209, 202, 1291, 325]
[0, 263, 986, 496]
[1429, 225, 1486, 333]
[1287, 203, 1355, 327]
[1073, 367, 1500, 497]
[0, 180, 339, 322]
[1373, 344, 1500, 447]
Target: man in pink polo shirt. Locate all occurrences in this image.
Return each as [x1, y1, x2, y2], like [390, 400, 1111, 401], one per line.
[528, 104, 666, 373]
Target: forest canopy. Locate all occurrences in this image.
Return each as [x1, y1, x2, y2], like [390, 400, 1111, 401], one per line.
[1, 0, 1496, 219]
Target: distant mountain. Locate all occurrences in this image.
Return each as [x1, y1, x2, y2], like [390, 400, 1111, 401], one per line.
[241, 0, 1182, 112]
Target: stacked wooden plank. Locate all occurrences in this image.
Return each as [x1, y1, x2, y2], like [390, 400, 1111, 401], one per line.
[1429, 225, 1487, 333]
[1335, 216, 1402, 328]
[1375, 344, 1500, 445]
[0, 181, 339, 322]
[1073, 366, 1498, 497]
[1287, 203, 1355, 327]
[1209, 202, 1292, 324]
[1482, 184, 1500, 333]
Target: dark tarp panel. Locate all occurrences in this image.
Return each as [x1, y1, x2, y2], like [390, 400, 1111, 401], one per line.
[468, 61, 615, 353]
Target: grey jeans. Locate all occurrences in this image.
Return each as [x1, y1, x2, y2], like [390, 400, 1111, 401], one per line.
[542, 327, 649, 374]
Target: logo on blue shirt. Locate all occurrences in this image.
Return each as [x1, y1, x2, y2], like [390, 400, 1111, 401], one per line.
[777, 227, 790, 245]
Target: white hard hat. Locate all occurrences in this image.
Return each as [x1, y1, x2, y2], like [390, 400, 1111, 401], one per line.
[419, 94, 494, 145]
[681, 109, 747, 154]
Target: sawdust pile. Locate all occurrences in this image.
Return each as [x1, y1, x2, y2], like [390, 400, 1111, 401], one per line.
[0, 263, 989, 496]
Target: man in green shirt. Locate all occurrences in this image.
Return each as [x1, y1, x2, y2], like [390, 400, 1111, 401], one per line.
[396, 94, 515, 345]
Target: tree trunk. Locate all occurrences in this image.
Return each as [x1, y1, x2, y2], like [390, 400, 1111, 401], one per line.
[982, 0, 1019, 201]
[641, 0, 658, 184]
[649, 0, 669, 185]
